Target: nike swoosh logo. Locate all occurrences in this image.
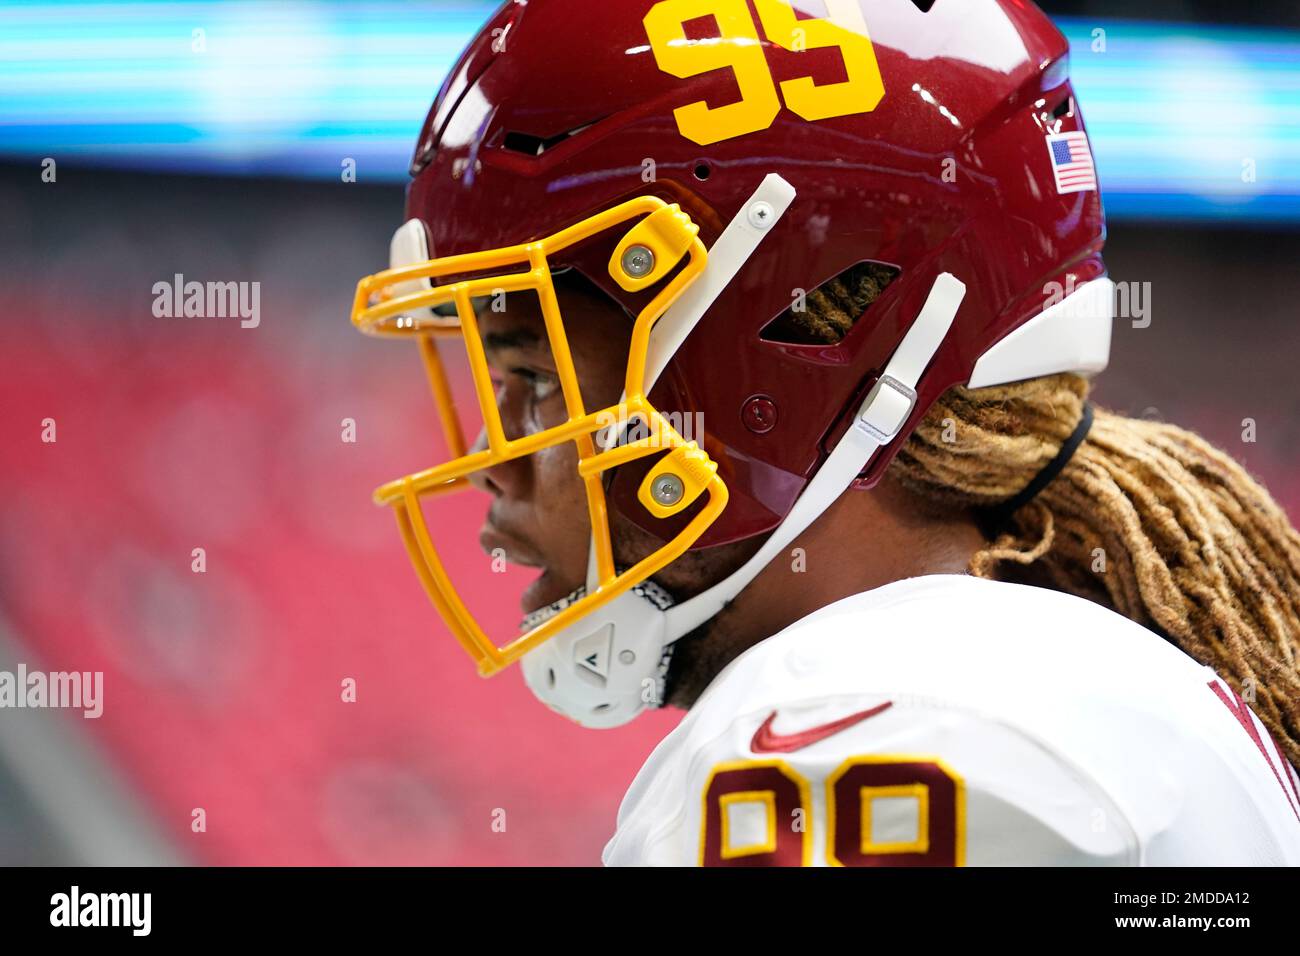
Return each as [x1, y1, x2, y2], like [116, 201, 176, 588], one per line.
[749, 702, 893, 754]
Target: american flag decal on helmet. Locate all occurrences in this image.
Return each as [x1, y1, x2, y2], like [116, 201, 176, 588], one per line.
[1046, 131, 1097, 194]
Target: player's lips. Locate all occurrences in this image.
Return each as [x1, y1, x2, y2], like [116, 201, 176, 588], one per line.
[478, 522, 583, 616]
[478, 525, 544, 569]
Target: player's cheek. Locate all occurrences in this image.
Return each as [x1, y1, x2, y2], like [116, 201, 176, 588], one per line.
[530, 443, 593, 547]
[609, 511, 658, 572]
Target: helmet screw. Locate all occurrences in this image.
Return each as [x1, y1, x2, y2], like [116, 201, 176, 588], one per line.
[618, 650, 635, 665]
[651, 473, 685, 506]
[747, 200, 775, 229]
[741, 395, 778, 434]
[621, 244, 655, 278]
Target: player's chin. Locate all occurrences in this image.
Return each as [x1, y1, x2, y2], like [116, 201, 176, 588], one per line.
[520, 567, 581, 617]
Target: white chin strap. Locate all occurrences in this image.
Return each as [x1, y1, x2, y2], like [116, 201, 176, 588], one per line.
[520, 173, 1112, 729]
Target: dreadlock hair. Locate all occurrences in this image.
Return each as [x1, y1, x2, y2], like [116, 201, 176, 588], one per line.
[782, 263, 1300, 765]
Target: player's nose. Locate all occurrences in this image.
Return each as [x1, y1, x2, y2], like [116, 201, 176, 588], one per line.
[466, 426, 528, 499]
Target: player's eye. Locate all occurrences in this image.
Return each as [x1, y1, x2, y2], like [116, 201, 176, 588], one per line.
[490, 367, 559, 404]
[512, 366, 560, 403]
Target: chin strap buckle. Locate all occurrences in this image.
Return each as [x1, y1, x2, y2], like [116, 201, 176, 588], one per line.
[855, 373, 918, 444]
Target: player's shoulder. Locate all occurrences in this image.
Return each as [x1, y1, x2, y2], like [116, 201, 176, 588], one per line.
[686, 573, 1207, 738]
[604, 574, 1300, 865]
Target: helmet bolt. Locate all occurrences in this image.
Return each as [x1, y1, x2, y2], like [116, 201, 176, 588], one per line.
[747, 200, 775, 229]
[618, 650, 635, 665]
[651, 473, 685, 506]
[621, 244, 655, 278]
[741, 395, 778, 434]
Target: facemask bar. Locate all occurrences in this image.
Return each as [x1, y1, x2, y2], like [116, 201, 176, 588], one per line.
[351, 197, 728, 675]
[417, 335, 469, 460]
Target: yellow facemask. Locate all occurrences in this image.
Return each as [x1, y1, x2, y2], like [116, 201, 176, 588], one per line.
[350, 196, 729, 677]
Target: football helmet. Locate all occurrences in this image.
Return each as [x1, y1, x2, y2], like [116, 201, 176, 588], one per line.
[352, 0, 1112, 727]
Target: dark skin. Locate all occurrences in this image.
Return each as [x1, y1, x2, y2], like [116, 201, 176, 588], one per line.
[469, 274, 987, 708]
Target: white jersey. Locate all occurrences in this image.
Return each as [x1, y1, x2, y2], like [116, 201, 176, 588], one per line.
[603, 574, 1300, 866]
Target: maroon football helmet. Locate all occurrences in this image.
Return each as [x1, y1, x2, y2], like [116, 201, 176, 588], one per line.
[353, 0, 1111, 726]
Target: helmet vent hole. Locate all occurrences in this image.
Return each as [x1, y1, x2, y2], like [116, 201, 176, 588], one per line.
[693, 161, 712, 181]
[500, 120, 600, 157]
[547, 668, 556, 688]
[759, 261, 901, 346]
[1052, 96, 1074, 120]
[910, 0, 937, 11]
